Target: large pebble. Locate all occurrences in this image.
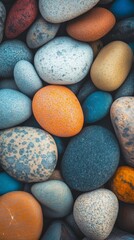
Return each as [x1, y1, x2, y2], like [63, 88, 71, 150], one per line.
[32, 86, 84, 137]
[111, 97, 134, 166]
[0, 89, 32, 129]
[0, 79, 18, 90]
[0, 127, 58, 182]
[14, 60, 43, 97]
[67, 7, 116, 42]
[82, 91, 113, 123]
[61, 126, 120, 191]
[0, 191, 43, 240]
[0, 40, 33, 78]
[0, 2, 6, 43]
[39, 0, 100, 23]
[73, 189, 119, 240]
[27, 17, 60, 49]
[5, 0, 38, 39]
[90, 41, 133, 91]
[117, 202, 134, 233]
[34, 36, 93, 85]
[0, 172, 23, 195]
[32, 180, 73, 218]
[110, 0, 134, 19]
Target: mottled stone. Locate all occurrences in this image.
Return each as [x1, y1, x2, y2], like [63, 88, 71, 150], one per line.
[0, 2, 6, 43]
[34, 36, 93, 85]
[111, 97, 134, 166]
[74, 189, 119, 240]
[31, 180, 73, 218]
[27, 17, 60, 49]
[0, 127, 58, 182]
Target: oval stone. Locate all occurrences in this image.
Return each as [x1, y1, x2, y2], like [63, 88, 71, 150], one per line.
[0, 89, 32, 129]
[34, 36, 93, 85]
[73, 189, 119, 240]
[0, 2, 6, 43]
[61, 126, 120, 192]
[110, 0, 134, 19]
[0, 40, 33, 78]
[111, 97, 134, 166]
[26, 17, 60, 49]
[0, 127, 58, 182]
[39, 0, 100, 23]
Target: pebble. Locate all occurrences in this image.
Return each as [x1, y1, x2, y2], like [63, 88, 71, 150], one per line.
[77, 78, 97, 103]
[48, 170, 63, 181]
[67, 78, 85, 95]
[31, 180, 73, 218]
[90, 41, 133, 91]
[110, 97, 134, 166]
[82, 91, 113, 123]
[114, 67, 134, 99]
[5, 0, 38, 39]
[67, 7, 116, 42]
[117, 202, 134, 233]
[61, 126, 120, 191]
[0, 172, 23, 195]
[65, 213, 84, 238]
[0, 89, 32, 129]
[14, 60, 43, 97]
[0, 191, 43, 240]
[32, 86, 84, 137]
[26, 17, 60, 49]
[53, 136, 66, 157]
[0, 79, 18, 90]
[41, 220, 78, 240]
[0, 40, 33, 78]
[34, 36, 93, 85]
[110, 166, 134, 204]
[0, 2, 6, 43]
[73, 189, 119, 240]
[0, 127, 58, 182]
[110, 0, 134, 19]
[39, 0, 100, 23]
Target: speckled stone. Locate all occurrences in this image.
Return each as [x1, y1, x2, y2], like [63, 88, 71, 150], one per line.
[39, 0, 100, 23]
[0, 89, 32, 129]
[77, 78, 97, 103]
[117, 202, 134, 233]
[111, 97, 134, 167]
[114, 67, 134, 100]
[41, 220, 78, 240]
[74, 189, 119, 240]
[34, 36, 93, 85]
[0, 127, 58, 182]
[26, 17, 60, 49]
[61, 126, 120, 192]
[0, 2, 6, 43]
[31, 180, 73, 218]
[0, 79, 18, 90]
[14, 60, 43, 97]
[0, 40, 33, 78]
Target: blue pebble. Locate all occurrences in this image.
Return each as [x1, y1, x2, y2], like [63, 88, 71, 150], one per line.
[0, 79, 18, 90]
[110, 0, 134, 19]
[77, 78, 97, 103]
[82, 91, 113, 123]
[14, 60, 43, 97]
[0, 172, 23, 195]
[0, 89, 32, 129]
[61, 126, 120, 192]
[53, 136, 66, 157]
[0, 40, 33, 78]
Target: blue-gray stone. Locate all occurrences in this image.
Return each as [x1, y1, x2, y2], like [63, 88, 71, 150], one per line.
[65, 213, 84, 238]
[77, 78, 97, 103]
[61, 126, 120, 192]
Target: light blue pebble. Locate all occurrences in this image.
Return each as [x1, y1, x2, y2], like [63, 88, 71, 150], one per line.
[0, 172, 23, 195]
[0, 79, 18, 90]
[0, 40, 33, 78]
[0, 89, 32, 129]
[82, 91, 113, 123]
[14, 60, 43, 97]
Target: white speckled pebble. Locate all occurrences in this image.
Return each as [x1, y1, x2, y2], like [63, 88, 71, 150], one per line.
[39, 0, 100, 23]
[73, 189, 119, 240]
[34, 36, 93, 85]
[14, 60, 43, 97]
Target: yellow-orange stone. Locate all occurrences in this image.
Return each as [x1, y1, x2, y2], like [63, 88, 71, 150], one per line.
[110, 166, 134, 204]
[32, 85, 84, 137]
[66, 7, 116, 42]
[0, 191, 43, 240]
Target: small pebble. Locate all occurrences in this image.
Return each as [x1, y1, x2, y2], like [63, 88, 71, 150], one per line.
[110, 0, 134, 19]
[0, 172, 23, 195]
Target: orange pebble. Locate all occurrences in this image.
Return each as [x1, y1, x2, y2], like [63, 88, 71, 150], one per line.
[66, 7, 116, 42]
[32, 85, 84, 137]
[110, 166, 134, 203]
[0, 191, 43, 240]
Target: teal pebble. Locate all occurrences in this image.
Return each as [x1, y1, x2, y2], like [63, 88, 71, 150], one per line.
[82, 91, 113, 123]
[0, 172, 23, 195]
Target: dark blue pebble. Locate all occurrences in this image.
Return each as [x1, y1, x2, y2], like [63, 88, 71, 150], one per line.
[0, 172, 23, 195]
[110, 0, 134, 19]
[61, 126, 120, 192]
